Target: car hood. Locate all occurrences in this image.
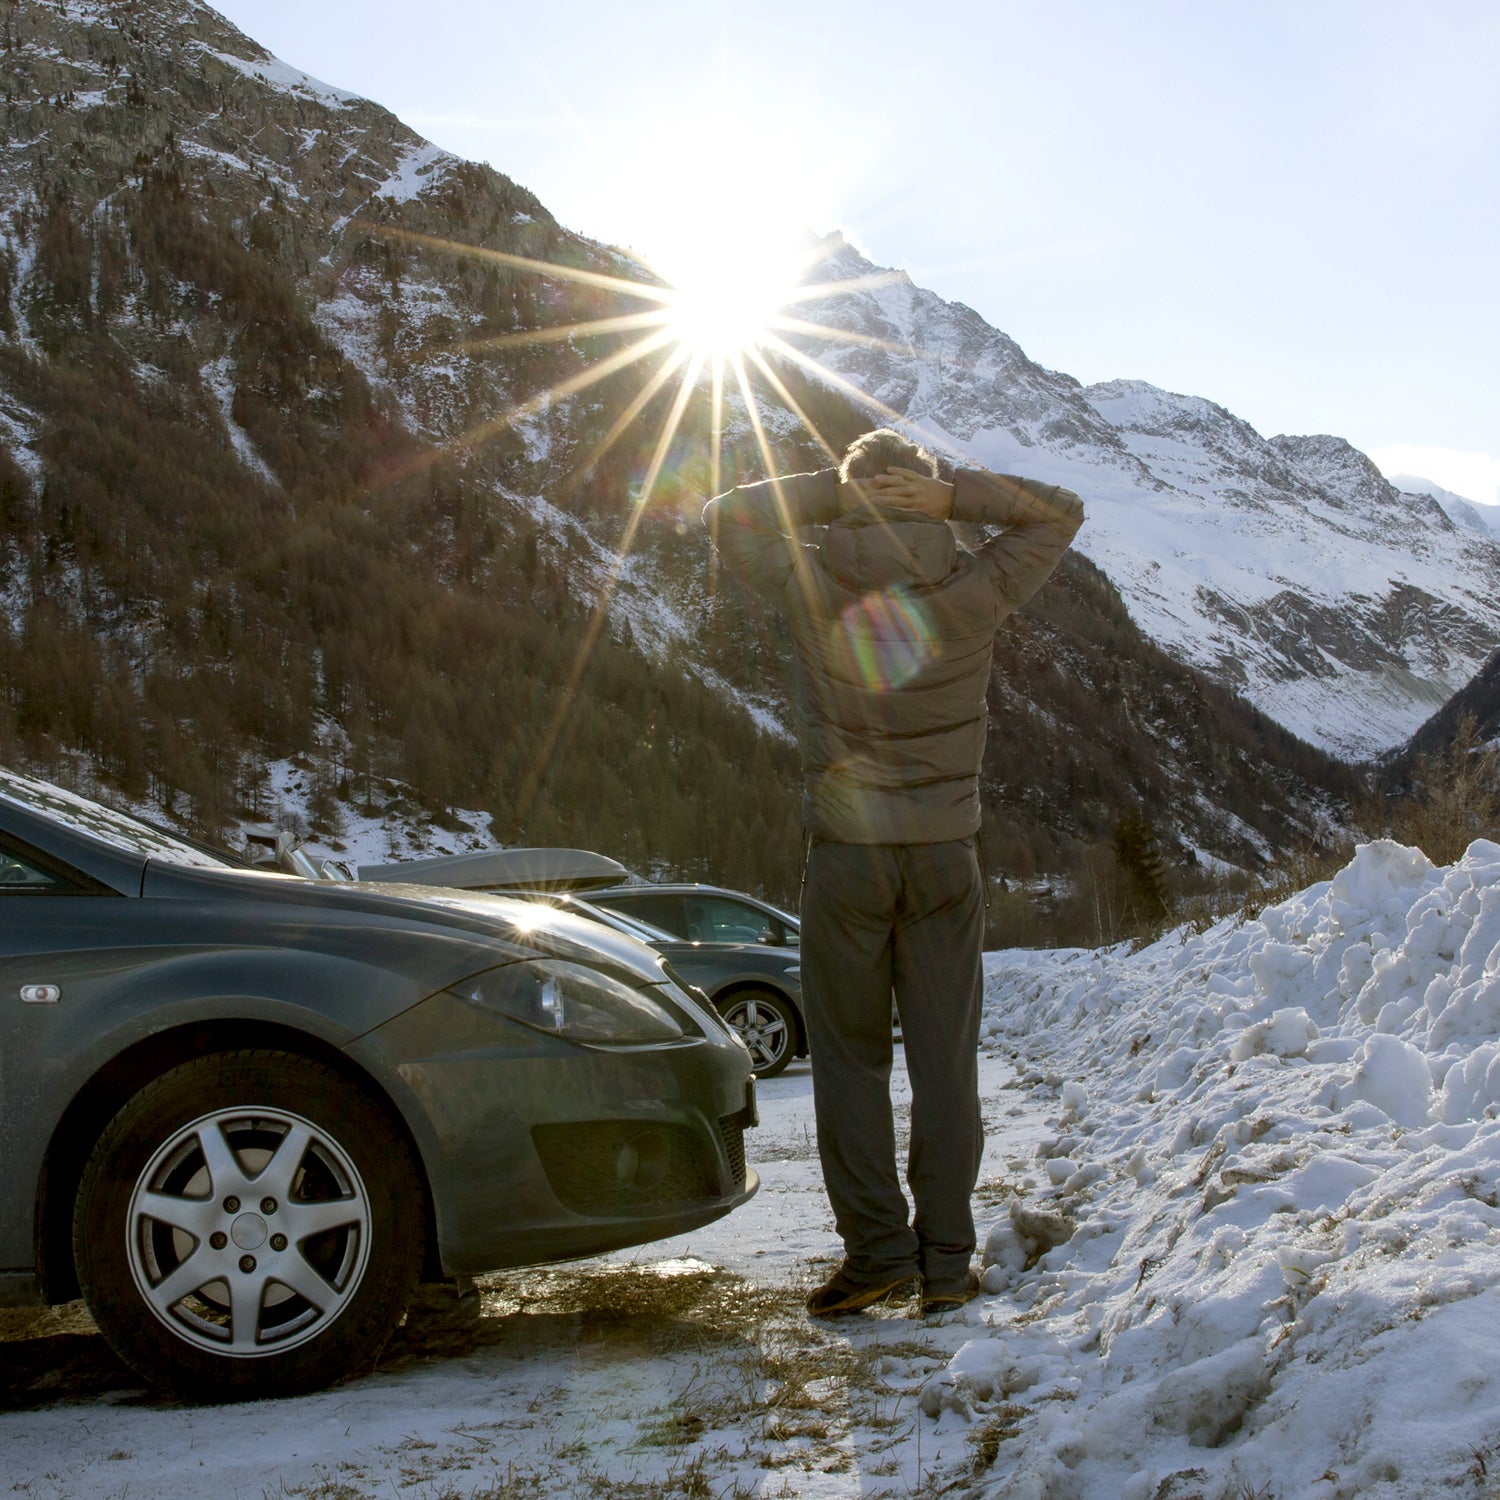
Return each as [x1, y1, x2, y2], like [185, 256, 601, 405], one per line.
[139, 861, 673, 988]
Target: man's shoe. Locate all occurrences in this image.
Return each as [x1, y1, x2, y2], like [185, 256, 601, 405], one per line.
[806, 1264, 918, 1318]
[919, 1269, 981, 1319]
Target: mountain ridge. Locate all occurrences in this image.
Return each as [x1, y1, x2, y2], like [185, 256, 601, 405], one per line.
[783, 235, 1500, 760]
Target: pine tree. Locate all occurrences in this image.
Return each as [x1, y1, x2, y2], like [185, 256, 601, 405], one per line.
[1112, 807, 1171, 921]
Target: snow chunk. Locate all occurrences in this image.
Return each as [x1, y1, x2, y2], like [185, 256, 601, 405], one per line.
[1230, 1005, 1319, 1060]
[1351, 1033, 1433, 1126]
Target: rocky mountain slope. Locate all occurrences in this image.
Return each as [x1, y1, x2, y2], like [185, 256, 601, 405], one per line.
[1403, 648, 1500, 759]
[787, 235, 1500, 761]
[0, 0, 1368, 923]
[1393, 473, 1500, 542]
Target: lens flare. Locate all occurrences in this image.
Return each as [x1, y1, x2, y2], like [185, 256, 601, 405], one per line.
[837, 587, 937, 692]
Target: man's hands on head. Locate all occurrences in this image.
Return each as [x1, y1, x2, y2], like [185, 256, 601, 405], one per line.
[853, 466, 954, 520]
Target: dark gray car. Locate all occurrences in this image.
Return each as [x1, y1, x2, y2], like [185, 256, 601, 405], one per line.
[520, 894, 807, 1080]
[587, 883, 800, 949]
[0, 769, 757, 1399]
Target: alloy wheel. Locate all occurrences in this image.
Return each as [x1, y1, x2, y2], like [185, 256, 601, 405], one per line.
[123, 1106, 371, 1357]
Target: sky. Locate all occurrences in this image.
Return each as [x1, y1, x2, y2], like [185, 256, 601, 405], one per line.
[209, 0, 1500, 505]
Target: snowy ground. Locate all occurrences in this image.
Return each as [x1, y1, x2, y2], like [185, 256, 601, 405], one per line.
[9, 837, 1500, 1499]
[1, 1049, 1049, 1500]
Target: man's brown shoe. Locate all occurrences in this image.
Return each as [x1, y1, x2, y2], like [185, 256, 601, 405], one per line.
[919, 1269, 981, 1319]
[806, 1264, 918, 1318]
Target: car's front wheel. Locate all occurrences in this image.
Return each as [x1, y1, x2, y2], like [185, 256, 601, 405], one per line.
[717, 988, 797, 1078]
[74, 1050, 423, 1400]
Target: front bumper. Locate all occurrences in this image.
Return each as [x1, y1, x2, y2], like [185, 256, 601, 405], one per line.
[346, 989, 759, 1273]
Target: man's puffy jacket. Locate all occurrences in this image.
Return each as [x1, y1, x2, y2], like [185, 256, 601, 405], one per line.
[703, 467, 1084, 844]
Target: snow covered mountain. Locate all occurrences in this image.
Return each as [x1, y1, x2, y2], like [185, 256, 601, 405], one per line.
[1391, 473, 1500, 541]
[0, 0, 1456, 910]
[787, 236, 1500, 761]
[9, 2, 1483, 771]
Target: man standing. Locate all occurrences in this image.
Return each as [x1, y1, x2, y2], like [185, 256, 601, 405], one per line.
[704, 428, 1084, 1317]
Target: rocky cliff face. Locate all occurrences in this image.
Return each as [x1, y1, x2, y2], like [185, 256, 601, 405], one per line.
[5, 0, 442, 210]
[786, 236, 1500, 761]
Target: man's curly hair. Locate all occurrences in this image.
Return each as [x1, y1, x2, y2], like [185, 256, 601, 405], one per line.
[838, 428, 939, 483]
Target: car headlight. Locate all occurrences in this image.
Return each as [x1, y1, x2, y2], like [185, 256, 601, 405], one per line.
[454, 960, 685, 1044]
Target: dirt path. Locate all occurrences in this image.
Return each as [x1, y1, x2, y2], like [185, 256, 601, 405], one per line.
[3, 1048, 1049, 1500]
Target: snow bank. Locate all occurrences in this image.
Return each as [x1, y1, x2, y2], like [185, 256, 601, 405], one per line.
[947, 838, 1500, 1499]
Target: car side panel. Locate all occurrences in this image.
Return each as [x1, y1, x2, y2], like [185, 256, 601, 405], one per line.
[652, 943, 801, 1002]
[0, 896, 473, 1275]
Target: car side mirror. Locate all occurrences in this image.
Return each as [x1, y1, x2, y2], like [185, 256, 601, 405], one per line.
[273, 831, 321, 880]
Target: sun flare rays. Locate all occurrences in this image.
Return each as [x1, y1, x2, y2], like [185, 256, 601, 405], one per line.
[369, 220, 943, 826]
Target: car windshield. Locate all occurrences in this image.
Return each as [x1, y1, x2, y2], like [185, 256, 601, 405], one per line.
[0, 767, 240, 872]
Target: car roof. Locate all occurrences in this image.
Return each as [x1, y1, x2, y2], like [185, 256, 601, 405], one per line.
[590, 884, 799, 922]
[359, 846, 628, 891]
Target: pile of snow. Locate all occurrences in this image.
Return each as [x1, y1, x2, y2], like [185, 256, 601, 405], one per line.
[942, 838, 1500, 1499]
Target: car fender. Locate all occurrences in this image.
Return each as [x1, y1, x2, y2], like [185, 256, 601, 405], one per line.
[701, 966, 800, 1002]
[31, 945, 440, 1084]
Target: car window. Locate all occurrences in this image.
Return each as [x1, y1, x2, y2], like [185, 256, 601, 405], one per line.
[0, 767, 235, 871]
[0, 836, 77, 892]
[597, 891, 686, 936]
[563, 898, 677, 943]
[686, 896, 778, 945]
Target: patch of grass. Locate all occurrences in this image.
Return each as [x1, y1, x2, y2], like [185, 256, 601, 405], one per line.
[379, 1261, 790, 1382]
[273, 1478, 372, 1500]
[970, 1405, 1029, 1473]
[973, 1175, 1020, 1208]
[439, 1451, 756, 1500]
[635, 1408, 710, 1450]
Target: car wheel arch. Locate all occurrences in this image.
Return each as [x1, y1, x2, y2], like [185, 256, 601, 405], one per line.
[36, 1018, 438, 1305]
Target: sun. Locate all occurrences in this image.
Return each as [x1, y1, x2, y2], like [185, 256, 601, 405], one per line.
[661, 258, 796, 361]
[654, 232, 809, 362]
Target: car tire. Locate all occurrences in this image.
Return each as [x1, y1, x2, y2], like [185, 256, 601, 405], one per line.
[717, 988, 797, 1079]
[74, 1049, 423, 1401]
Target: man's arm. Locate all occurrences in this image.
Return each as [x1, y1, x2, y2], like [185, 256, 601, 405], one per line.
[702, 469, 846, 594]
[873, 465, 1084, 611]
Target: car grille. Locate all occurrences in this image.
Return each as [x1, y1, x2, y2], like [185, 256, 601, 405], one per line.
[717, 1114, 746, 1188]
[532, 1121, 718, 1215]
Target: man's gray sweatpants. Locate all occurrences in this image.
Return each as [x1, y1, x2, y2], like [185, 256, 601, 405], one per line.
[799, 837, 985, 1287]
